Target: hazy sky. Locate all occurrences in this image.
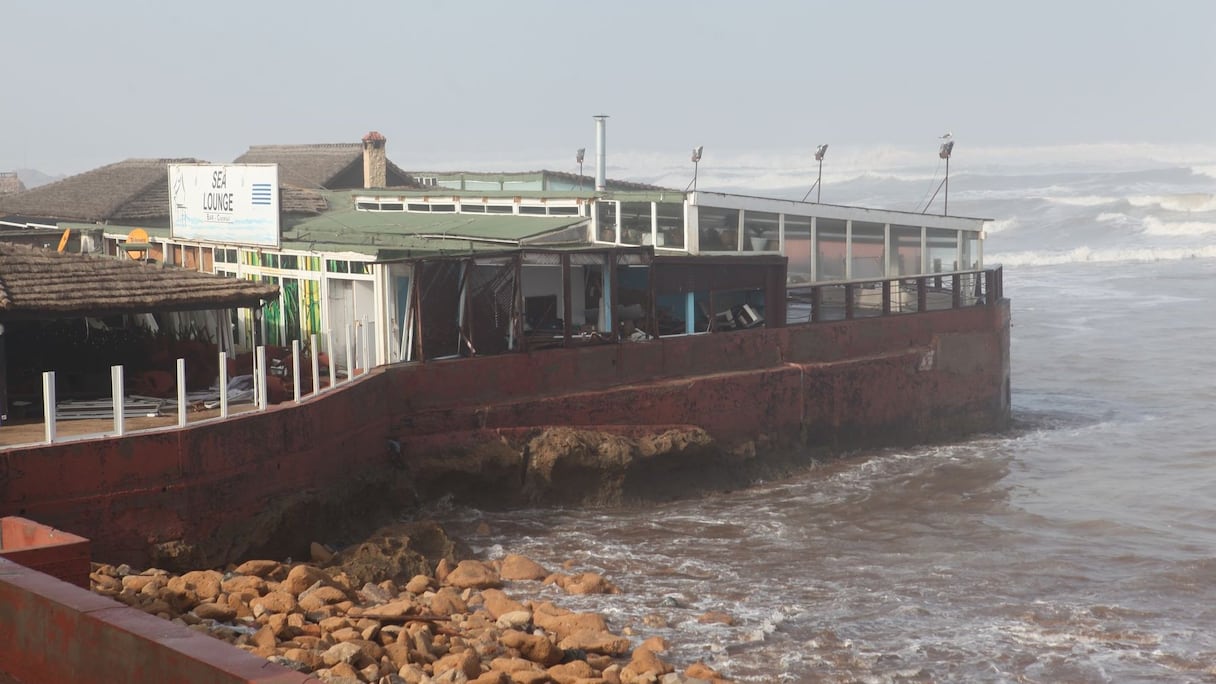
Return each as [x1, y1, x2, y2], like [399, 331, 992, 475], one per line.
[4, 1, 1214, 178]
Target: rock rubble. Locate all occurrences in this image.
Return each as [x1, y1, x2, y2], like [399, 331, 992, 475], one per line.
[89, 530, 734, 684]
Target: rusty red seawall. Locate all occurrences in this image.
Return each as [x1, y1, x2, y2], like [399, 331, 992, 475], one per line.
[0, 299, 1010, 568]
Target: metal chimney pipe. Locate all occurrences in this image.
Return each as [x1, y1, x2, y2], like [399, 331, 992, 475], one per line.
[594, 115, 608, 192]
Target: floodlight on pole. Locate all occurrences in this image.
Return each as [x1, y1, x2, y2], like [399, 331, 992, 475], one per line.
[576, 148, 585, 190]
[939, 140, 954, 215]
[802, 144, 828, 202]
[686, 146, 704, 192]
[922, 137, 956, 215]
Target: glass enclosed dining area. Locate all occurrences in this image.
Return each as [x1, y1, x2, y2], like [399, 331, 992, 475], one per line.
[592, 191, 987, 285]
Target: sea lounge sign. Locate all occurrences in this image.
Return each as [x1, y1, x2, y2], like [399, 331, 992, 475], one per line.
[169, 163, 280, 247]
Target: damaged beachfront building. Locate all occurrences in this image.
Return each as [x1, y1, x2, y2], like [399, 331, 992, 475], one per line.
[0, 128, 988, 379]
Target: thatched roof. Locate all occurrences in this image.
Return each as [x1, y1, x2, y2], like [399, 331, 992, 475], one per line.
[0, 159, 199, 223]
[0, 158, 330, 224]
[235, 143, 417, 190]
[0, 243, 279, 320]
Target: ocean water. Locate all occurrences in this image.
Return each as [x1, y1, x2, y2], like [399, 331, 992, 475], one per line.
[433, 162, 1216, 682]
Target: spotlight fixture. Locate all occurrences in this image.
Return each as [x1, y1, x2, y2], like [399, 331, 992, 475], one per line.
[923, 136, 956, 215]
[686, 146, 704, 192]
[803, 144, 829, 202]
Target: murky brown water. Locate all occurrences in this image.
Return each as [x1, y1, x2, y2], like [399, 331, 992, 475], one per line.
[428, 260, 1216, 682]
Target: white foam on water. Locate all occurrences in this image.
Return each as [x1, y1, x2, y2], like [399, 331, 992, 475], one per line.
[1095, 211, 1130, 224]
[1189, 165, 1216, 180]
[1043, 194, 1121, 207]
[1128, 193, 1216, 212]
[992, 245, 1216, 267]
[1140, 216, 1216, 237]
[983, 217, 1017, 234]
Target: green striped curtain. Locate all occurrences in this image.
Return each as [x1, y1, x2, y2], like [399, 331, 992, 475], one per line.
[261, 275, 281, 346]
[301, 278, 322, 342]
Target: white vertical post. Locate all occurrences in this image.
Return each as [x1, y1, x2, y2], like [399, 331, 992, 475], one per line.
[42, 371, 56, 444]
[292, 340, 302, 403]
[326, 330, 336, 392]
[256, 345, 268, 411]
[252, 345, 261, 408]
[344, 324, 353, 383]
[362, 320, 372, 375]
[845, 219, 853, 281]
[218, 351, 229, 418]
[176, 358, 187, 427]
[310, 334, 320, 397]
[112, 365, 125, 436]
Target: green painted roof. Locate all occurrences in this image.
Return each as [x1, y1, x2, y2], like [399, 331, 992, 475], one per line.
[356, 187, 687, 203]
[283, 203, 586, 243]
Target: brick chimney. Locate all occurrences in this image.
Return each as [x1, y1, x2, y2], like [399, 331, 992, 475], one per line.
[362, 131, 387, 189]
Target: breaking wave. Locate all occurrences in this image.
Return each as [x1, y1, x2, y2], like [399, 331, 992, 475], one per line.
[1043, 195, 1120, 207]
[1127, 193, 1216, 212]
[1140, 216, 1216, 237]
[991, 245, 1216, 267]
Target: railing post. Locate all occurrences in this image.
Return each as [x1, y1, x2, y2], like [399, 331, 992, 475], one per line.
[112, 365, 125, 436]
[361, 321, 372, 376]
[810, 286, 822, 323]
[327, 330, 336, 392]
[882, 280, 892, 315]
[344, 324, 354, 383]
[177, 358, 187, 427]
[844, 284, 855, 320]
[218, 351, 229, 418]
[292, 339, 302, 403]
[310, 333, 320, 397]
[42, 371, 56, 444]
[917, 277, 928, 312]
[256, 345, 268, 411]
[952, 273, 962, 308]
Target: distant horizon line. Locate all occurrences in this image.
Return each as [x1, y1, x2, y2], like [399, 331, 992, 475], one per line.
[9, 140, 1216, 187]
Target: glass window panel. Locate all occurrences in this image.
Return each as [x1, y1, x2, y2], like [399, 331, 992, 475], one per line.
[927, 228, 958, 273]
[619, 202, 651, 246]
[962, 232, 981, 270]
[698, 206, 739, 252]
[656, 202, 684, 249]
[891, 225, 922, 276]
[816, 218, 847, 280]
[596, 201, 618, 243]
[743, 211, 779, 251]
[851, 221, 885, 279]
[785, 215, 812, 283]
